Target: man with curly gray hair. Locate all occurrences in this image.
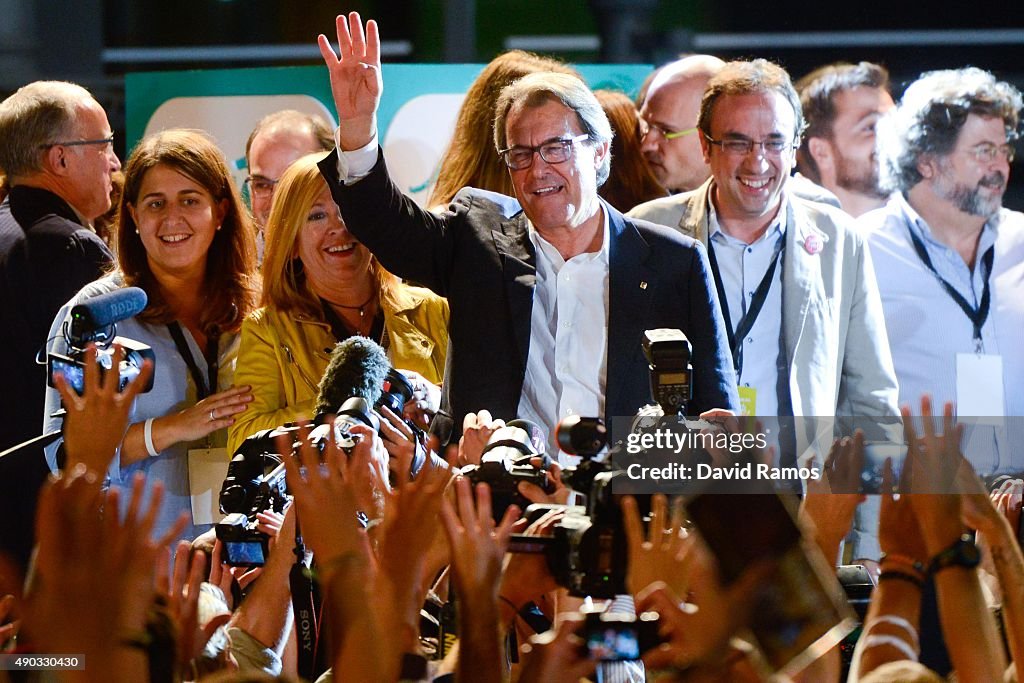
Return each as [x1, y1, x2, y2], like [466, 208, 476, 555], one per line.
[860, 67, 1024, 473]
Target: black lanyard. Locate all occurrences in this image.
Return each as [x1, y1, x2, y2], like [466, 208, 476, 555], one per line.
[907, 226, 994, 350]
[167, 322, 219, 400]
[707, 234, 785, 378]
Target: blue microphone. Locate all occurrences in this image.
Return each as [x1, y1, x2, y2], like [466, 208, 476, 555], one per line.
[68, 287, 148, 347]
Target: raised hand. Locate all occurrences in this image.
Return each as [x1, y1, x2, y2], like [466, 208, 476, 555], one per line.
[318, 11, 382, 149]
[622, 494, 692, 597]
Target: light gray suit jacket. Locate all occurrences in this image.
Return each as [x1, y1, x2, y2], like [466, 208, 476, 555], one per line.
[628, 179, 899, 421]
[629, 179, 900, 560]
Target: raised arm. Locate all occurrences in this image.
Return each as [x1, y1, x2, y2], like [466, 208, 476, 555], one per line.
[318, 12, 381, 151]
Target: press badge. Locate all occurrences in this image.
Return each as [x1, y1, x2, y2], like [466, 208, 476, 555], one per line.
[188, 447, 230, 526]
[738, 385, 757, 417]
[956, 353, 1005, 426]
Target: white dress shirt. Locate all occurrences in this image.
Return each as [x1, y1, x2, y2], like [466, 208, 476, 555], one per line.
[517, 211, 611, 458]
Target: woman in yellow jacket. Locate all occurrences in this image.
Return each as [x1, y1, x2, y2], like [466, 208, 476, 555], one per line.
[228, 153, 448, 454]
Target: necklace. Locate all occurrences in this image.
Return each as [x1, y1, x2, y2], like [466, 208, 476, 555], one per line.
[326, 291, 376, 319]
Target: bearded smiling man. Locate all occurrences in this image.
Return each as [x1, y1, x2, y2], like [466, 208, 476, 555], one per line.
[859, 67, 1024, 474]
[796, 62, 894, 217]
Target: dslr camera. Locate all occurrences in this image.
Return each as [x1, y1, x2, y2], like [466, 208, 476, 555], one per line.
[461, 421, 554, 520]
[216, 396, 380, 565]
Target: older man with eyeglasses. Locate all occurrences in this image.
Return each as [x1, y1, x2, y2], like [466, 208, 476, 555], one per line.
[630, 60, 900, 562]
[314, 12, 738, 454]
[0, 81, 119, 452]
[0, 80, 119, 569]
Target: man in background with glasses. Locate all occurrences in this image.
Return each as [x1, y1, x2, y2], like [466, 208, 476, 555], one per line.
[638, 54, 725, 194]
[630, 60, 899, 561]
[245, 109, 334, 261]
[0, 80, 118, 567]
[316, 12, 738, 455]
[861, 68, 1024, 476]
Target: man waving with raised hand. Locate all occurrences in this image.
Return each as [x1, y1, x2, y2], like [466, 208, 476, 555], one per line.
[316, 12, 737, 456]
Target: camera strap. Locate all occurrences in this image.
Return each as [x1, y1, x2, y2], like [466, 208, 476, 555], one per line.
[706, 236, 786, 379]
[167, 322, 219, 399]
[907, 227, 994, 352]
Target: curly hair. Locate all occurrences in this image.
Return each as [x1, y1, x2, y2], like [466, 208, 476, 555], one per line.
[878, 67, 1022, 193]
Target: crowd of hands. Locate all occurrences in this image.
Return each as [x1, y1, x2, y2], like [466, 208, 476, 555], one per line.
[2, 346, 1024, 683]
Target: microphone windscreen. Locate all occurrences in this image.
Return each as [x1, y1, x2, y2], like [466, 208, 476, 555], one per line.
[69, 287, 148, 344]
[315, 337, 389, 417]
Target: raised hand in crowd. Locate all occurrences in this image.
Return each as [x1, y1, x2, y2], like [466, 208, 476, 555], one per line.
[958, 469, 1024, 676]
[52, 343, 153, 478]
[23, 471, 186, 681]
[851, 458, 928, 679]
[375, 448, 452, 654]
[799, 431, 866, 565]
[900, 396, 1006, 682]
[318, 11, 382, 150]
[517, 614, 595, 683]
[622, 494, 692, 597]
[441, 478, 520, 683]
[457, 409, 505, 468]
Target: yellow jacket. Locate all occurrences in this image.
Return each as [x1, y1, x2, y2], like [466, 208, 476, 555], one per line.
[228, 286, 448, 454]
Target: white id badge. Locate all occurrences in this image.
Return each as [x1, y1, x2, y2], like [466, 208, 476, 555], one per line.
[188, 447, 229, 526]
[956, 353, 1005, 426]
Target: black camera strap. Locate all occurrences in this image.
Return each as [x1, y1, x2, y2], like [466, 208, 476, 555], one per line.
[290, 520, 325, 681]
[907, 227, 994, 352]
[706, 236, 786, 378]
[167, 322, 219, 399]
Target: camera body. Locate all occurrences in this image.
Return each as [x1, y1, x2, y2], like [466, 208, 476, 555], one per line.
[217, 433, 291, 566]
[462, 425, 553, 520]
[217, 397, 381, 566]
[47, 336, 155, 396]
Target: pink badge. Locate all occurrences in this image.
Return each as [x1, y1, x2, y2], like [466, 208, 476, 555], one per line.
[804, 233, 823, 255]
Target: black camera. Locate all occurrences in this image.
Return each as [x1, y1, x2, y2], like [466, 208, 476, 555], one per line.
[217, 431, 291, 566]
[643, 328, 692, 416]
[461, 423, 553, 520]
[581, 609, 662, 662]
[216, 397, 380, 566]
[509, 416, 633, 599]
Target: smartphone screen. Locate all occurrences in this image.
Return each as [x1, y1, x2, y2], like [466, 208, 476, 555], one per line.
[585, 624, 640, 661]
[47, 354, 86, 395]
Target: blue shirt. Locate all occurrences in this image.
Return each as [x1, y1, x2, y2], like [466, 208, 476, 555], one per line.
[43, 275, 241, 542]
[707, 198, 787, 419]
[860, 194, 1024, 474]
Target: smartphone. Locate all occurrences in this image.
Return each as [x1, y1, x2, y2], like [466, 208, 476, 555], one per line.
[581, 611, 661, 662]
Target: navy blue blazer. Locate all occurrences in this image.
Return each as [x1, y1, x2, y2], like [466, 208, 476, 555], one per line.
[319, 150, 738, 443]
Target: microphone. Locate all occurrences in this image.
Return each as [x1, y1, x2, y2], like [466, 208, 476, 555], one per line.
[68, 287, 148, 348]
[314, 337, 390, 418]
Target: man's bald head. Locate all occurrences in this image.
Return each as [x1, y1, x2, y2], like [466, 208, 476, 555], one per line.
[640, 55, 726, 193]
[246, 110, 334, 229]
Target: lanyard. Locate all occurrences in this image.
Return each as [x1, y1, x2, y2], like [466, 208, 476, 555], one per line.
[906, 226, 994, 351]
[167, 322, 219, 400]
[707, 234, 785, 378]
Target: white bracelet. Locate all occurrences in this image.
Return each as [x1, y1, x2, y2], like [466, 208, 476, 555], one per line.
[873, 615, 920, 648]
[860, 634, 918, 662]
[143, 418, 159, 457]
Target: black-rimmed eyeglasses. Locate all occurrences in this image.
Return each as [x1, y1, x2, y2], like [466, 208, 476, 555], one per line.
[703, 134, 795, 156]
[498, 134, 590, 170]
